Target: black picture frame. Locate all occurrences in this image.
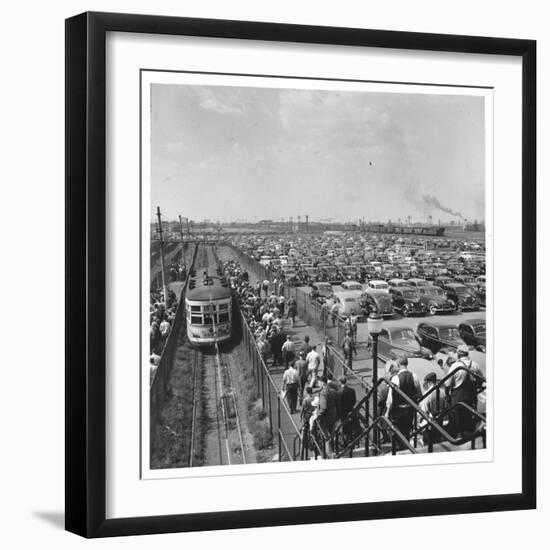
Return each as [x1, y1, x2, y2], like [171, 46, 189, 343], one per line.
[65, 11, 536, 538]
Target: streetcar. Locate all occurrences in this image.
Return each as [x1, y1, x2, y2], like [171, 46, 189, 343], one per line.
[185, 271, 232, 346]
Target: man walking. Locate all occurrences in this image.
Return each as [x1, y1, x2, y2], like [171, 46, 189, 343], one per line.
[342, 330, 357, 371]
[282, 362, 300, 414]
[306, 344, 321, 388]
[295, 351, 309, 404]
[385, 355, 422, 446]
[338, 376, 357, 444]
[281, 334, 296, 367]
[445, 344, 484, 437]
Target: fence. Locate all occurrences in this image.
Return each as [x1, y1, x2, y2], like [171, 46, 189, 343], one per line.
[150, 244, 198, 443]
[240, 311, 303, 461]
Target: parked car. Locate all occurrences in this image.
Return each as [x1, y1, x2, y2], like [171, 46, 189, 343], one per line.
[434, 275, 454, 287]
[406, 278, 429, 288]
[388, 278, 410, 290]
[341, 280, 363, 294]
[454, 274, 478, 288]
[416, 322, 467, 354]
[459, 319, 486, 351]
[442, 283, 480, 311]
[322, 265, 343, 285]
[362, 289, 394, 318]
[367, 279, 390, 293]
[389, 287, 428, 317]
[416, 285, 456, 315]
[332, 291, 363, 317]
[369, 325, 432, 362]
[310, 282, 333, 303]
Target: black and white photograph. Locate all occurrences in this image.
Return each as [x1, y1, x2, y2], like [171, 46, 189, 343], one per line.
[145, 74, 491, 472]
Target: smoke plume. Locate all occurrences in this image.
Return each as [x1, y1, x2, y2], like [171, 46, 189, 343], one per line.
[421, 194, 463, 219]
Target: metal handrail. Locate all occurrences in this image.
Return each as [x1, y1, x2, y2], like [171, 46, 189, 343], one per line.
[416, 364, 487, 406]
[330, 365, 487, 452]
[333, 415, 417, 458]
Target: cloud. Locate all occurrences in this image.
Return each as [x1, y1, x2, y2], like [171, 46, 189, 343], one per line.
[196, 89, 245, 115]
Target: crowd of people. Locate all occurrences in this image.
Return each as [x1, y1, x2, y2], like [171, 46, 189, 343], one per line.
[219, 259, 364, 453]
[149, 283, 178, 382]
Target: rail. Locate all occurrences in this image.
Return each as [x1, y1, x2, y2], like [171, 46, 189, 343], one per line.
[320, 364, 487, 459]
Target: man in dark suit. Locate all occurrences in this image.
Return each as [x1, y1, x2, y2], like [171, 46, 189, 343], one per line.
[338, 376, 357, 444]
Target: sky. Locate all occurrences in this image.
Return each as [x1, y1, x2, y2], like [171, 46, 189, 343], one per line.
[150, 83, 485, 224]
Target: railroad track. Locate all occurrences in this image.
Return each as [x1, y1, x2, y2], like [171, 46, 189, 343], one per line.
[188, 349, 201, 468]
[186, 243, 246, 466]
[212, 345, 247, 465]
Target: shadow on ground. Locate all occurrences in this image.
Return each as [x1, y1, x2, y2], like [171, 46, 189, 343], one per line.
[33, 510, 65, 530]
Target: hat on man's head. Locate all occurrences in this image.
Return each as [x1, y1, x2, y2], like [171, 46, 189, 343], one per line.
[424, 372, 437, 384]
[457, 344, 469, 354]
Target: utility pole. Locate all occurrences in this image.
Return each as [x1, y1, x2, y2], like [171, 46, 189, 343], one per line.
[186, 217, 190, 238]
[156, 206, 169, 305]
[178, 215, 187, 267]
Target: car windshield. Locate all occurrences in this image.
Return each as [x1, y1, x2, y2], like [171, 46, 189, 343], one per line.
[346, 284, 361, 290]
[392, 329, 416, 341]
[344, 297, 357, 303]
[402, 290, 418, 299]
[423, 287, 444, 297]
[472, 323, 486, 333]
[440, 327, 460, 339]
[453, 286, 469, 295]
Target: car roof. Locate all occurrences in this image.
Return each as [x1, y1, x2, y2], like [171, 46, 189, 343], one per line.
[460, 318, 486, 327]
[419, 321, 459, 330]
[364, 289, 389, 296]
[334, 290, 360, 299]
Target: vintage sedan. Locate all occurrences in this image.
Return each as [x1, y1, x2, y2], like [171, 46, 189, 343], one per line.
[416, 322, 467, 354]
[454, 274, 478, 288]
[367, 279, 390, 293]
[388, 278, 410, 290]
[406, 277, 429, 288]
[416, 285, 456, 315]
[341, 280, 363, 294]
[362, 289, 394, 318]
[434, 275, 454, 287]
[389, 287, 428, 317]
[370, 325, 432, 362]
[310, 282, 334, 303]
[459, 318, 486, 351]
[442, 283, 480, 311]
[321, 265, 343, 285]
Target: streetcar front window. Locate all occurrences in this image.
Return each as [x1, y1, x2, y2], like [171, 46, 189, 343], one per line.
[191, 315, 202, 324]
[219, 312, 229, 323]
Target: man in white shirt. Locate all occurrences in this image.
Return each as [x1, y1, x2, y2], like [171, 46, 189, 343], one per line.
[282, 362, 300, 413]
[306, 345, 321, 388]
[281, 335, 296, 367]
